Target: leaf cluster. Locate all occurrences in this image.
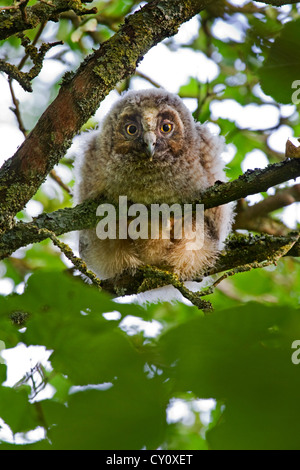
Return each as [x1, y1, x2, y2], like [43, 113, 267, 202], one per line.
[1, 271, 300, 449]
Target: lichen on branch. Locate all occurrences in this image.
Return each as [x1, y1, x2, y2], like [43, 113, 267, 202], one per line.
[0, 0, 97, 41]
[0, 34, 63, 92]
[99, 232, 300, 299]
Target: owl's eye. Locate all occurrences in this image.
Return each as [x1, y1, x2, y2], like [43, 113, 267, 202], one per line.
[126, 124, 138, 136]
[160, 122, 173, 134]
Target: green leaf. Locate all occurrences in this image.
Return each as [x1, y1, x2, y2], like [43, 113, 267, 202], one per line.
[102, 0, 133, 18]
[259, 19, 300, 104]
[160, 303, 300, 449]
[0, 364, 7, 384]
[46, 378, 166, 450]
[0, 386, 39, 435]
[179, 77, 200, 98]
[0, 271, 149, 385]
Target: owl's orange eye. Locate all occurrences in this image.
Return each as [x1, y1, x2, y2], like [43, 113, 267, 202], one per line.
[160, 122, 173, 134]
[126, 124, 138, 136]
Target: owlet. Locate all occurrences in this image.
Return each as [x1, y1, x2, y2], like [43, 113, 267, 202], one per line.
[74, 89, 233, 280]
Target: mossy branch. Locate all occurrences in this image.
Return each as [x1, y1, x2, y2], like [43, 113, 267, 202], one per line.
[195, 157, 300, 211]
[0, 0, 97, 41]
[0, 34, 63, 91]
[0, 156, 300, 264]
[34, 226, 102, 289]
[100, 232, 300, 298]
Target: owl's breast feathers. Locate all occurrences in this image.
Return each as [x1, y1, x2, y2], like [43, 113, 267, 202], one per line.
[103, 151, 206, 205]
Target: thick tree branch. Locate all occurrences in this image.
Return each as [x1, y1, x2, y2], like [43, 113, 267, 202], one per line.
[0, 197, 102, 260]
[1, 156, 300, 260]
[196, 158, 300, 210]
[0, 0, 214, 232]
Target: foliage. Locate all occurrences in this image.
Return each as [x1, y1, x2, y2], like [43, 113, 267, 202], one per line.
[259, 17, 300, 104]
[0, 270, 300, 450]
[1, 0, 300, 450]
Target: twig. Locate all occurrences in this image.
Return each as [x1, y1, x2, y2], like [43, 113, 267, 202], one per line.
[0, 0, 29, 12]
[33, 227, 102, 289]
[212, 231, 300, 289]
[18, 21, 47, 70]
[49, 170, 73, 196]
[139, 265, 213, 313]
[0, 37, 63, 91]
[0, 0, 98, 40]
[8, 79, 27, 137]
[135, 71, 163, 89]
[7, 20, 47, 135]
[6, 22, 71, 196]
[236, 184, 300, 218]
[224, 0, 265, 14]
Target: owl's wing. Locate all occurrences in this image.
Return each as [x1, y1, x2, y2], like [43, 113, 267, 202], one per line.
[195, 122, 226, 186]
[74, 131, 107, 204]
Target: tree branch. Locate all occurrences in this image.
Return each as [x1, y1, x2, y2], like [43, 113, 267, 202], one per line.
[0, 196, 102, 261]
[234, 184, 300, 235]
[209, 231, 300, 276]
[0, 36, 63, 92]
[1, 155, 300, 261]
[100, 232, 300, 296]
[0, 0, 214, 232]
[196, 157, 300, 210]
[0, 0, 97, 41]
[36, 226, 102, 288]
[241, 184, 300, 218]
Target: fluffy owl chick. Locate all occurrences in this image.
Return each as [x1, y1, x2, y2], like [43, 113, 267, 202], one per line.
[74, 89, 233, 280]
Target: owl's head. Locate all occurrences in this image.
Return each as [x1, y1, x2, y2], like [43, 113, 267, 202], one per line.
[100, 89, 198, 164]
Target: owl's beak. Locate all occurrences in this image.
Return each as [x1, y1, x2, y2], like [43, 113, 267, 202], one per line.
[143, 132, 156, 161]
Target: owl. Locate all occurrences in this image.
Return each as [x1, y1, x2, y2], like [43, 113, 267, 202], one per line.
[74, 89, 233, 281]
